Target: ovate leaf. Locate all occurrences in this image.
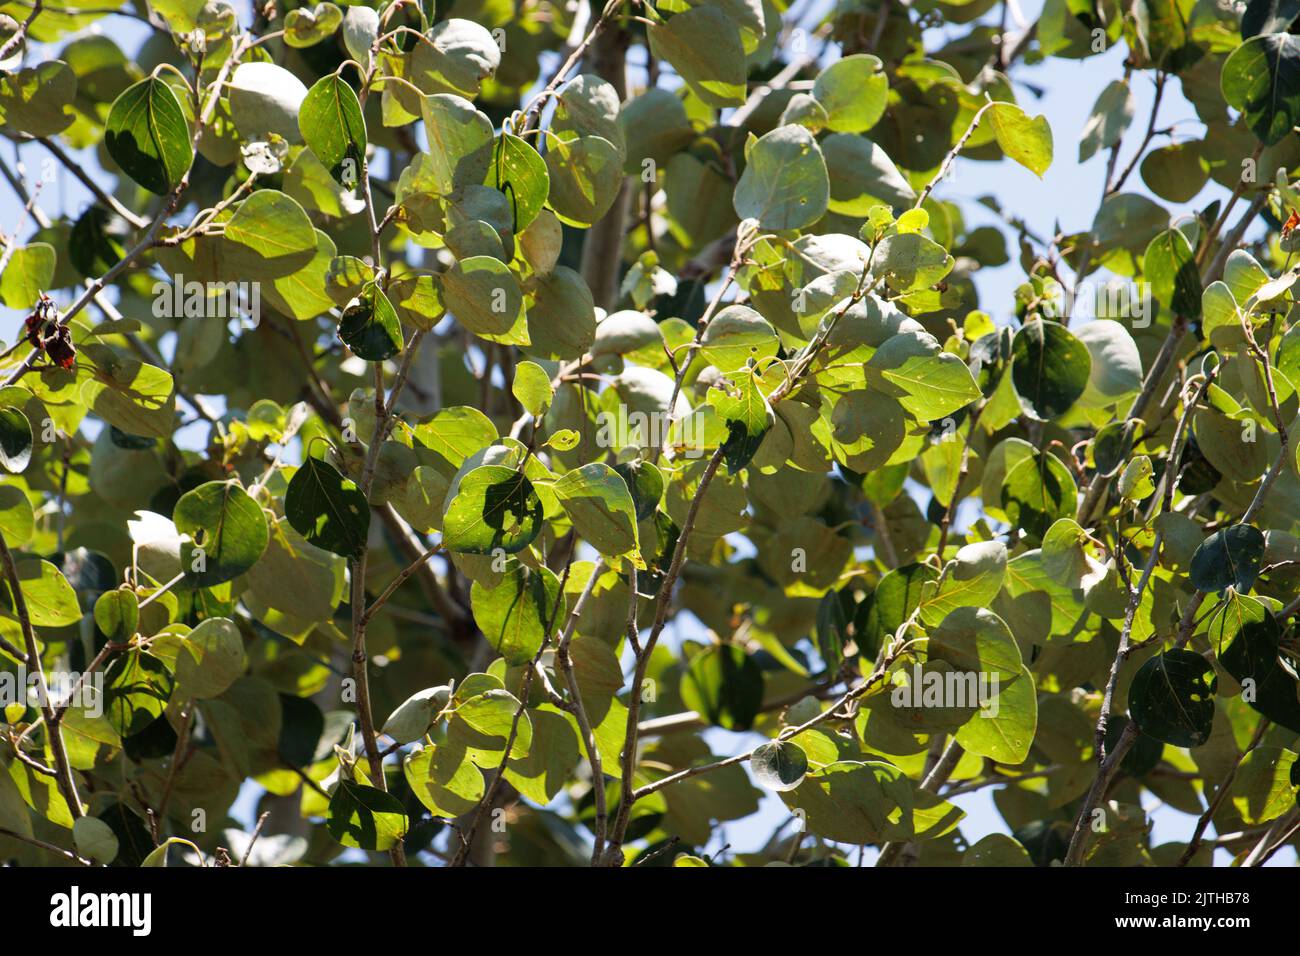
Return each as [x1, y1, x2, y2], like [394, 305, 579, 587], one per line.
[751, 740, 809, 792]
[1011, 320, 1091, 420]
[679, 644, 764, 731]
[285, 457, 370, 558]
[326, 780, 408, 851]
[1129, 649, 1216, 747]
[988, 102, 1053, 177]
[299, 73, 366, 186]
[442, 465, 543, 555]
[1189, 524, 1266, 594]
[733, 125, 829, 231]
[105, 76, 193, 194]
[1221, 33, 1300, 146]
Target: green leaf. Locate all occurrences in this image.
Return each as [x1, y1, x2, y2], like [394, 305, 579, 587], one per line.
[812, 55, 888, 133]
[1129, 649, 1216, 747]
[552, 462, 642, 565]
[823, 134, 916, 213]
[338, 282, 403, 361]
[615, 460, 664, 522]
[487, 132, 549, 231]
[1229, 746, 1298, 824]
[448, 687, 533, 768]
[956, 665, 1038, 764]
[987, 102, 1053, 177]
[928, 606, 1024, 678]
[1000, 451, 1078, 542]
[79, 348, 177, 439]
[174, 617, 245, 699]
[1214, 594, 1300, 733]
[751, 740, 809, 791]
[382, 685, 451, 744]
[1041, 517, 1109, 591]
[1189, 524, 1266, 594]
[442, 465, 543, 555]
[228, 61, 308, 144]
[963, 833, 1033, 866]
[679, 643, 765, 731]
[419, 93, 495, 195]
[404, 743, 484, 818]
[1144, 228, 1202, 320]
[1011, 320, 1091, 420]
[284, 2, 342, 47]
[860, 562, 939, 655]
[525, 266, 595, 360]
[0, 61, 76, 137]
[441, 255, 527, 344]
[920, 540, 1008, 626]
[1140, 143, 1209, 203]
[73, 816, 120, 865]
[779, 760, 914, 843]
[874, 233, 955, 293]
[470, 561, 563, 665]
[700, 305, 779, 372]
[93, 588, 139, 643]
[0, 405, 32, 474]
[285, 457, 370, 558]
[647, 6, 747, 108]
[865, 329, 980, 421]
[1079, 80, 1134, 162]
[733, 125, 829, 231]
[408, 18, 501, 100]
[326, 780, 408, 851]
[511, 360, 553, 418]
[544, 135, 623, 229]
[1243, 0, 1300, 36]
[0, 243, 55, 310]
[1221, 33, 1300, 146]
[1075, 319, 1143, 409]
[104, 649, 174, 737]
[0, 558, 82, 626]
[0, 484, 34, 546]
[710, 371, 774, 474]
[105, 76, 193, 195]
[503, 704, 582, 805]
[174, 480, 269, 587]
[299, 73, 366, 186]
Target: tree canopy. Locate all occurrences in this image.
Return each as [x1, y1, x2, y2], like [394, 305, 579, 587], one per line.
[0, 0, 1299, 869]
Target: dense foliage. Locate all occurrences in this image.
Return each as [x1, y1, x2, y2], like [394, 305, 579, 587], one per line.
[0, 0, 1299, 869]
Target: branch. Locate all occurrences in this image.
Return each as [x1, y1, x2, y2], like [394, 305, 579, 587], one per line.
[630, 639, 912, 801]
[0, 530, 82, 820]
[0, 0, 41, 62]
[0, 825, 92, 865]
[2, 32, 248, 386]
[517, 0, 622, 134]
[1177, 719, 1269, 866]
[28, 134, 150, 228]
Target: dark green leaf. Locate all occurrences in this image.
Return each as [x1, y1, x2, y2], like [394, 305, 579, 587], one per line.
[285, 457, 370, 558]
[105, 76, 192, 194]
[1189, 524, 1266, 594]
[326, 780, 408, 851]
[299, 73, 366, 186]
[173, 480, 269, 587]
[1011, 320, 1091, 420]
[679, 644, 764, 731]
[1129, 649, 1216, 747]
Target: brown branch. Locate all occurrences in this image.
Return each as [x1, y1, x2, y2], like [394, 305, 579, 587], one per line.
[0, 825, 92, 865]
[0, 531, 82, 820]
[1177, 720, 1269, 866]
